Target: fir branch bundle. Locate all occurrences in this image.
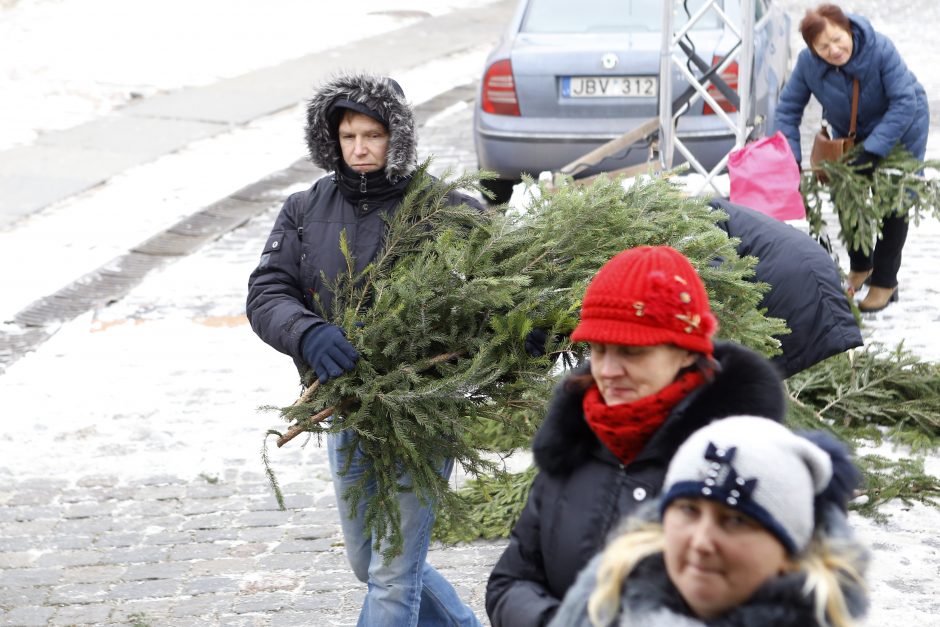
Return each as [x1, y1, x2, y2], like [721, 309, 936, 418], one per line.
[265, 164, 789, 559]
[802, 146, 940, 254]
[786, 343, 940, 447]
[784, 343, 940, 521]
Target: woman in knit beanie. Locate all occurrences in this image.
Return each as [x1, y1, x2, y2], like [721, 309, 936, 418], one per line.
[487, 246, 789, 627]
[548, 416, 868, 627]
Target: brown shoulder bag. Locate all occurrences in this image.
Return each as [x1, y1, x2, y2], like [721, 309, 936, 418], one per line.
[810, 78, 859, 182]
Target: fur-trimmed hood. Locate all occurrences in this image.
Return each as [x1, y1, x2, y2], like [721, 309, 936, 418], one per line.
[532, 341, 788, 477]
[304, 73, 417, 182]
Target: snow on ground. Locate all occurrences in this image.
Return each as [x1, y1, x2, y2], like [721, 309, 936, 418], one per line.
[0, 0, 493, 151]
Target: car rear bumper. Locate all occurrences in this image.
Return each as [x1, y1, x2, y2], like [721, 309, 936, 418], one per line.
[475, 124, 736, 179]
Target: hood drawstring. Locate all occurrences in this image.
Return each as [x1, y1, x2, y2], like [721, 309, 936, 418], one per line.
[360, 173, 367, 194]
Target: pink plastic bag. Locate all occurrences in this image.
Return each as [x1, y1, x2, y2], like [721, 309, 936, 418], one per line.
[728, 131, 806, 221]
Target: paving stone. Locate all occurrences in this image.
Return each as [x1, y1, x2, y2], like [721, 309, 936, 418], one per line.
[108, 578, 180, 601]
[108, 599, 174, 624]
[144, 530, 193, 546]
[192, 528, 240, 543]
[1, 605, 55, 627]
[0, 520, 58, 538]
[0, 537, 43, 552]
[97, 545, 168, 565]
[6, 490, 56, 507]
[94, 532, 142, 548]
[169, 542, 231, 561]
[258, 553, 317, 572]
[63, 501, 116, 519]
[123, 561, 189, 582]
[10, 479, 69, 492]
[188, 558, 257, 576]
[180, 512, 231, 531]
[181, 497, 244, 515]
[75, 475, 120, 488]
[227, 542, 269, 559]
[128, 475, 188, 487]
[271, 610, 346, 626]
[0, 585, 50, 608]
[59, 564, 127, 584]
[219, 615, 274, 627]
[171, 593, 237, 617]
[55, 516, 114, 535]
[236, 511, 293, 528]
[183, 576, 241, 596]
[113, 498, 182, 517]
[3, 506, 61, 522]
[186, 483, 239, 499]
[236, 527, 287, 543]
[0, 551, 37, 568]
[49, 603, 112, 626]
[232, 591, 293, 614]
[272, 538, 335, 554]
[47, 534, 96, 551]
[119, 514, 185, 533]
[133, 485, 187, 501]
[47, 582, 109, 604]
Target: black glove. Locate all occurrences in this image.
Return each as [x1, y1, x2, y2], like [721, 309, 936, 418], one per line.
[524, 328, 550, 358]
[849, 150, 880, 178]
[301, 324, 359, 384]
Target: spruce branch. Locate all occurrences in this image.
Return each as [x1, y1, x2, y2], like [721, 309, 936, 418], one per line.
[802, 146, 940, 254]
[263, 165, 794, 557]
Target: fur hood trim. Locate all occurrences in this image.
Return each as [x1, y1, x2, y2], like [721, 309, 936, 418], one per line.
[304, 73, 417, 182]
[532, 342, 787, 477]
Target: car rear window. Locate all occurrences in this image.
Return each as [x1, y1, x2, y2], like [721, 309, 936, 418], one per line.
[521, 0, 724, 33]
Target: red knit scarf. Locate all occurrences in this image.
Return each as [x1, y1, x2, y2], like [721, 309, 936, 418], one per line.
[582, 370, 706, 465]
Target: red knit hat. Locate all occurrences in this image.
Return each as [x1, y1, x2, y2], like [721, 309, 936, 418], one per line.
[571, 246, 717, 355]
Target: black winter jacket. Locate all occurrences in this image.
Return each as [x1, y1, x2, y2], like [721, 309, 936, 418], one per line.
[485, 342, 786, 627]
[711, 199, 863, 378]
[246, 74, 481, 374]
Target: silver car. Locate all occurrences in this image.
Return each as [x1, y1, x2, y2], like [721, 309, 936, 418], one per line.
[474, 0, 792, 202]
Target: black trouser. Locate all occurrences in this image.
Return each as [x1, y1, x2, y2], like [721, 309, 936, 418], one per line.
[847, 212, 908, 289]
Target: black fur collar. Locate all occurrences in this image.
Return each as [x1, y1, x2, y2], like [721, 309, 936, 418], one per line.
[532, 342, 787, 477]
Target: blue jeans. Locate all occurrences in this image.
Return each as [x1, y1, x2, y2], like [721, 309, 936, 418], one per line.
[328, 429, 482, 627]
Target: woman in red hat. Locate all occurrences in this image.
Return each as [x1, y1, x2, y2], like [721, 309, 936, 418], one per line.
[485, 246, 788, 627]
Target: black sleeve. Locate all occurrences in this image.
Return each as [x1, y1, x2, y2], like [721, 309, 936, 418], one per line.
[486, 472, 561, 627]
[246, 192, 324, 360]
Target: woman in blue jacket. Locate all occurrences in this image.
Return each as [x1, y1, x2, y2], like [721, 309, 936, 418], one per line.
[774, 3, 929, 312]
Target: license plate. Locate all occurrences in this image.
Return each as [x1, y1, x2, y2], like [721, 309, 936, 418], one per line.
[562, 76, 657, 98]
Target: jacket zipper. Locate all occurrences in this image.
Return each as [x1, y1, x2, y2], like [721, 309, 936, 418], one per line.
[360, 173, 367, 193]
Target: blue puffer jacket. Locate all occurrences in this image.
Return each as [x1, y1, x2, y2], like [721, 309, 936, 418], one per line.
[774, 14, 929, 162]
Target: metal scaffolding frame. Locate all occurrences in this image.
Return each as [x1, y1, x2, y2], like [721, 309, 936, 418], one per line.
[659, 0, 757, 194]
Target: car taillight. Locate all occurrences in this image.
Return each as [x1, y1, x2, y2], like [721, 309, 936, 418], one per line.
[481, 59, 520, 116]
[703, 57, 738, 114]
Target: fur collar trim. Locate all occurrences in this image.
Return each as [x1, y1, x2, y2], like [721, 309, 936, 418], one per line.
[532, 342, 787, 477]
[617, 548, 866, 626]
[305, 73, 417, 182]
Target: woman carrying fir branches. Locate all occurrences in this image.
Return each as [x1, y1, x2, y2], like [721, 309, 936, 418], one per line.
[774, 3, 929, 312]
[549, 416, 868, 627]
[485, 246, 788, 627]
[246, 74, 483, 627]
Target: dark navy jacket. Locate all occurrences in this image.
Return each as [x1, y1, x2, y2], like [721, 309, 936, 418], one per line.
[711, 199, 863, 378]
[774, 14, 929, 161]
